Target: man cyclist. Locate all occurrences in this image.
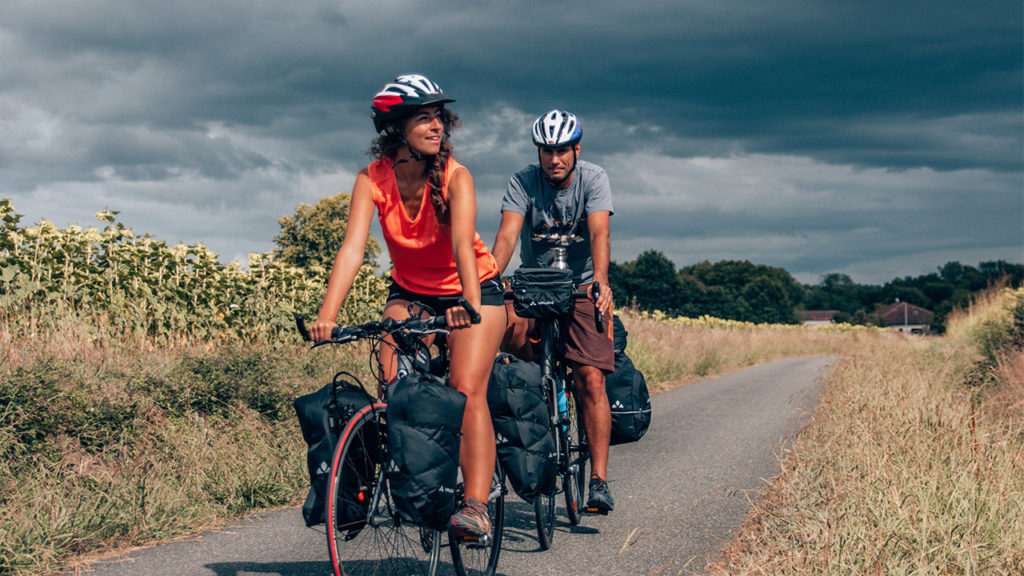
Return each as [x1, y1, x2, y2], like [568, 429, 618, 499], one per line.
[490, 109, 616, 514]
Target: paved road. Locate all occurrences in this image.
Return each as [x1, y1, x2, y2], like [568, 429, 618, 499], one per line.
[61, 356, 834, 576]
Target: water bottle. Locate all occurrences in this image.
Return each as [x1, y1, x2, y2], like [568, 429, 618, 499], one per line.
[552, 247, 568, 271]
[557, 388, 569, 430]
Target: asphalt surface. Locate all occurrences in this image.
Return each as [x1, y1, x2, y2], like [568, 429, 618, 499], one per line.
[60, 356, 835, 576]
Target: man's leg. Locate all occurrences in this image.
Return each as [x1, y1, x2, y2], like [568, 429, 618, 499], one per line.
[573, 363, 615, 513]
[499, 299, 535, 361]
[573, 364, 611, 481]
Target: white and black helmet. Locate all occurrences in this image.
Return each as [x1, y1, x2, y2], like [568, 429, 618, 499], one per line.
[531, 110, 582, 148]
[371, 74, 454, 134]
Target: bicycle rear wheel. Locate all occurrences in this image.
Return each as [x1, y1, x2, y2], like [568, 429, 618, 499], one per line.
[450, 464, 506, 576]
[564, 387, 589, 526]
[326, 404, 443, 576]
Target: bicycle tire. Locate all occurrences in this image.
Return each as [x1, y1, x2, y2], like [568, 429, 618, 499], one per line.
[326, 403, 443, 576]
[564, 386, 589, 526]
[533, 367, 560, 550]
[450, 463, 506, 576]
[533, 484, 556, 550]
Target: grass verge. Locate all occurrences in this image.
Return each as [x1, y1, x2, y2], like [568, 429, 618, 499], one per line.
[705, 288, 1024, 575]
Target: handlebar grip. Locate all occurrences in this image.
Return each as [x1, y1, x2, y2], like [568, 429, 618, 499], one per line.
[591, 282, 605, 334]
[295, 314, 312, 342]
[459, 297, 482, 324]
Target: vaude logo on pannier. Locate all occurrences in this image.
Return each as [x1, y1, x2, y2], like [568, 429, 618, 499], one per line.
[611, 400, 625, 409]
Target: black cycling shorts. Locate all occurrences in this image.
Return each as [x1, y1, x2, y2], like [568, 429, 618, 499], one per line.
[386, 276, 505, 316]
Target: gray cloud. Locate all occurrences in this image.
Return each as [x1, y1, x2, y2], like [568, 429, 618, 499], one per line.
[2, 0, 1020, 285]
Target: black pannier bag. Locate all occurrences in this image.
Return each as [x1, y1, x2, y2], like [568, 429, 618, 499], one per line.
[511, 267, 574, 320]
[387, 373, 466, 530]
[606, 315, 652, 445]
[293, 375, 374, 527]
[486, 354, 556, 501]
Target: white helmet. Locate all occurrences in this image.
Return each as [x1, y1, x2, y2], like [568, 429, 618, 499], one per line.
[531, 110, 582, 147]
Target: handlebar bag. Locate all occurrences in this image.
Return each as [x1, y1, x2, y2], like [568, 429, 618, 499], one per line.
[510, 267, 574, 320]
[486, 354, 557, 501]
[387, 373, 466, 530]
[294, 376, 375, 527]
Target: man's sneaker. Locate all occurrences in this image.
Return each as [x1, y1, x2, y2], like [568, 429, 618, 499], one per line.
[451, 497, 491, 541]
[585, 478, 614, 515]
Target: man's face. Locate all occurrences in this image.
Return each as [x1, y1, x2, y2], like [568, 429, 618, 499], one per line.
[538, 143, 580, 186]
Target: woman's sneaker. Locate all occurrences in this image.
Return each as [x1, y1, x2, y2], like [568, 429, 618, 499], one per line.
[451, 497, 491, 541]
[585, 478, 614, 515]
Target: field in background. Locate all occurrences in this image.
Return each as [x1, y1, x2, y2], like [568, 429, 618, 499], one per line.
[2, 288, 1021, 575]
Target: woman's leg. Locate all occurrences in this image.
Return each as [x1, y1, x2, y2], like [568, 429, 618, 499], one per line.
[446, 303, 506, 503]
[377, 298, 435, 389]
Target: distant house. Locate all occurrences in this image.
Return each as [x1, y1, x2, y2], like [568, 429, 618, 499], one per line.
[875, 302, 935, 334]
[797, 310, 839, 327]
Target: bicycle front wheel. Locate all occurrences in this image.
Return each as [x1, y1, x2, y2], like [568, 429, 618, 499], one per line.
[564, 387, 589, 526]
[533, 486, 556, 550]
[450, 463, 506, 576]
[326, 403, 443, 576]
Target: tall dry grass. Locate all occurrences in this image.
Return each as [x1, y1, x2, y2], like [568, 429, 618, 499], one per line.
[0, 319, 362, 576]
[619, 308, 878, 393]
[705, 288, 1024, 575]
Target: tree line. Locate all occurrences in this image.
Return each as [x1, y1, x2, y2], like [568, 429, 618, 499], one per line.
[7, 192, 1016, 337]
[608, 250, 1023, 331]
[272, 195, 1021, 332]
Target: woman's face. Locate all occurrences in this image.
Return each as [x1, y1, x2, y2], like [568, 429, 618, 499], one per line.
[402, 105, 444, 156]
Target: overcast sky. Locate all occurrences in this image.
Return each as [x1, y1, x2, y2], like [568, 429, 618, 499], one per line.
[2, 0, 1021, 285]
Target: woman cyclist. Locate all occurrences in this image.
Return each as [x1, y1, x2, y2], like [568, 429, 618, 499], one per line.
[309, 74, 505, 540]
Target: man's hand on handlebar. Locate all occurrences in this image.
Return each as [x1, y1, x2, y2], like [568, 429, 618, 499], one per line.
[590, 281, 612, 316]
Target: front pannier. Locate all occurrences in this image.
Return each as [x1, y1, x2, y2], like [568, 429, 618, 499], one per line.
[487, 354, 557, 501]
[387, 373, 466, 530]
[510, 267, 574, 320]
[293, 375, 374, 526]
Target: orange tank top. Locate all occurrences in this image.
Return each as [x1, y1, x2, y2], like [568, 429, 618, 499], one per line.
[368, 156, 499, 296]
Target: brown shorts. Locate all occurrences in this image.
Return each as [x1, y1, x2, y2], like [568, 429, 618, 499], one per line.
[562, 290, 614, 373]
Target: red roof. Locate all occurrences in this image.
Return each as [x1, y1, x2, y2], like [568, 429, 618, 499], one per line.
[876, 302, 934, 326]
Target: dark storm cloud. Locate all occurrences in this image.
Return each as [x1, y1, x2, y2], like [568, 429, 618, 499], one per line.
[1, 0, 1020, 283]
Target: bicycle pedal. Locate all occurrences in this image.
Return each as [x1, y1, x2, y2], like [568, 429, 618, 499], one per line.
[583, 506, 610, 516]
[460, 533, 491, 548]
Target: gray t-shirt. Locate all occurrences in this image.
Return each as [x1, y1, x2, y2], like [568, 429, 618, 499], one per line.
[501, 160, 614, 284]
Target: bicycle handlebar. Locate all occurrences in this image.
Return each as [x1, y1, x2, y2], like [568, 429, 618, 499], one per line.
[295, 297, 481, 347]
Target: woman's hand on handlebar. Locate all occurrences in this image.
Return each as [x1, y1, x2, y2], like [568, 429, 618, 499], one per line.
[445, 305, 473, 329]
[309, 318, 339, 342]
[445, 297, 482, 330]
